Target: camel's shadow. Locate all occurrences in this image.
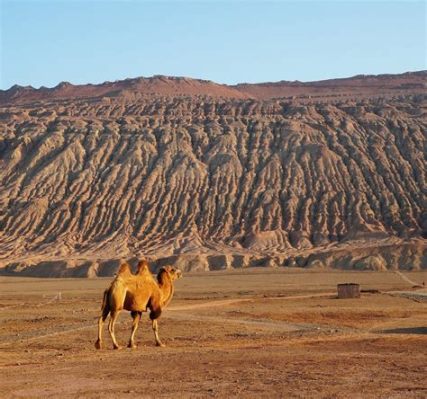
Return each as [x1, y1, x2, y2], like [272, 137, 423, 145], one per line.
[380, 327, 427, 335]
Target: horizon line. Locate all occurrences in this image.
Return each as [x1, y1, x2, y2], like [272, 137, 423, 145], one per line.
[1, 69, 426, 92]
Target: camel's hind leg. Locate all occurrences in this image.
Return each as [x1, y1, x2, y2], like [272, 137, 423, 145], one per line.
[95, 308, 109, 349]
[95, 290, 110, 350]
[108, 310, 122, 349]
[151, 319, 165, 347]
[128, 311, 141, 349]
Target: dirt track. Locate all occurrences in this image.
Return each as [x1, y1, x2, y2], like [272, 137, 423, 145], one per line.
[1, 269, 426, 398]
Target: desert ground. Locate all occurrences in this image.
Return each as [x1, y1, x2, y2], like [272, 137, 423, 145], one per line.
[0, 269, 426, 398]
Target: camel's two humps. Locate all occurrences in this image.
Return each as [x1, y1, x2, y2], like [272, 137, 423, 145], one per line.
[95, 259, 182, 350]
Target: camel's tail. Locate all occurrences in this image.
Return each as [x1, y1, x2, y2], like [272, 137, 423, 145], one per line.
[149, 306, 162, 320]
[100, 288, 110, 312]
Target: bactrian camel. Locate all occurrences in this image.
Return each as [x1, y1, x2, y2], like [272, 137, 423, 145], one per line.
[95, 259, 182, 350]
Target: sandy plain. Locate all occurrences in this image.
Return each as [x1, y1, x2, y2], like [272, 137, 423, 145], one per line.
[0, 269, 426, 398]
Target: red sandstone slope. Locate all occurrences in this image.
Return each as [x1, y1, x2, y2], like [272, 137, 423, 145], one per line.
[233, 71, 427, 100]
[0, 75, 252, 105]
[1, 71, 425, 106]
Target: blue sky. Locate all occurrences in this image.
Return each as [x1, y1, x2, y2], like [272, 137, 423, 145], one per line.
[0, 0, 426, 89]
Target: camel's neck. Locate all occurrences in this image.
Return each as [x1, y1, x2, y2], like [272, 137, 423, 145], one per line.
[158, 275, 174, 308]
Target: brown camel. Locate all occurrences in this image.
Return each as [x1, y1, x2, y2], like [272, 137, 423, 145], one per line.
[95, 259, 182, 350]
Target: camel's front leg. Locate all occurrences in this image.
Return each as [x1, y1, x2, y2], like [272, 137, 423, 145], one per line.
[128, 311, 141, 349]
[108, 310, 122, 349]
[152, 319, 165, 347]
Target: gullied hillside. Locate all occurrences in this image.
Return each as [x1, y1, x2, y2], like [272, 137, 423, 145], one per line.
[0, 77, 426, 275]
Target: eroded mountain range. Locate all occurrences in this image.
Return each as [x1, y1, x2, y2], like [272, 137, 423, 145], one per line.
[0, 72, 426, 275]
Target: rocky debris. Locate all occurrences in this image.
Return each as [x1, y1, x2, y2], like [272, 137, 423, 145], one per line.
[353, 256, 387, 271]
[1, 242, 424, 277]
[1, 259, 97, 277]
[150, 254, 210, 272]
[303, 243, 425, 271]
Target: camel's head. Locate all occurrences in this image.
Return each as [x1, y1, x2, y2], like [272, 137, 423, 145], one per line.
[159, 266, 183, 282]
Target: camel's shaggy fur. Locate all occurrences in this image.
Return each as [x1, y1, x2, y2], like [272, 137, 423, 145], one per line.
[95, 259, 182, 350]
